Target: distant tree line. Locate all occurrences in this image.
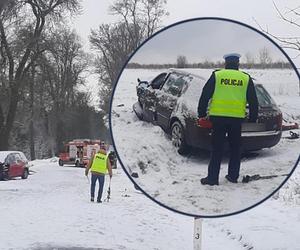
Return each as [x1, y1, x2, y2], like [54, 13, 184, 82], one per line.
[128, 48, 292, 69]
[127, 61, 292, 69]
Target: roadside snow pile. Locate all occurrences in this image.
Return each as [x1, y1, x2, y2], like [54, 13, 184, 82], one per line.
[49, 157, 59, 162]
[275, 154, 300, 205]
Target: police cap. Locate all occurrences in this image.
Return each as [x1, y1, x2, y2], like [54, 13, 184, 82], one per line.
[223, 53, 241, 62]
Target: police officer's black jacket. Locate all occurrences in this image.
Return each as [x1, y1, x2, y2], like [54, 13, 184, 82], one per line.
[197, 69, 259, 122]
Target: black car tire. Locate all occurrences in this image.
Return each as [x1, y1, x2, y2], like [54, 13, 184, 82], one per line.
[171, 121, 191, 155]
[137, 102, 144, 121]
[58, 159, 64, 166]
[22, 169, 29, 179]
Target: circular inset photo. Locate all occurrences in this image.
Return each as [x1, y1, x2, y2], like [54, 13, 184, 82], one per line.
[110, 17, 300, 217]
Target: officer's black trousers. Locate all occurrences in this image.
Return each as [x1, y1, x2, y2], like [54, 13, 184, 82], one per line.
[207, 117, 243, 182]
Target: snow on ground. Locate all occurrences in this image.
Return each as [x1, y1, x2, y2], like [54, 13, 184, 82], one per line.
[0, 160, 193, 250]
[1, 159, 264, 250]
[111, 68, 300, 216]
[207, 185, 300, 250]
[2, 159, 300, 250]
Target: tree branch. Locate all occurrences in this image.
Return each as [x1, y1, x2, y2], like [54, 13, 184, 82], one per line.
[273, 1, 300, 29]
[0, 18, 14, 82]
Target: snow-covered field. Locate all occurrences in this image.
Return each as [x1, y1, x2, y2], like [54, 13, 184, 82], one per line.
[111, 68, 300, 216]
[2, 158, 300, 249]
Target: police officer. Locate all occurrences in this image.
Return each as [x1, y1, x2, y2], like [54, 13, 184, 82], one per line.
[198, 53, 258, 185]
[85, 143, 113, 202]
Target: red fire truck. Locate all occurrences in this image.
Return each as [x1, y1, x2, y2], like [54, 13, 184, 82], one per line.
[58, 139, 101, 168]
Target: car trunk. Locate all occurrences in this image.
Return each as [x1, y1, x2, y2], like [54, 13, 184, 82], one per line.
[242, 106, 282, 133]
[242, 84, 282, 133]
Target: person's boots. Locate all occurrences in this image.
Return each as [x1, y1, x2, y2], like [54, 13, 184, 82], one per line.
[225, 175, 238, 183]
[90, 197, 94, 202]
[200, 177, 219, 186]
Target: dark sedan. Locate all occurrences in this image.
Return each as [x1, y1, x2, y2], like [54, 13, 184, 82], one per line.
[133, 69, 282, 154]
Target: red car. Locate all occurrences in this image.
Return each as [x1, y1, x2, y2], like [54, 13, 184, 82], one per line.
[0, 151, 29, 180]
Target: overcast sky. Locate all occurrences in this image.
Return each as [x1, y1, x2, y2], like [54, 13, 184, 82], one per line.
[72, 0, 300, 66]
[129, 19, 288, 64]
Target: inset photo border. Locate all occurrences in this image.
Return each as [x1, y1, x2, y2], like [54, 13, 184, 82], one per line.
[109, 17, 300, 218]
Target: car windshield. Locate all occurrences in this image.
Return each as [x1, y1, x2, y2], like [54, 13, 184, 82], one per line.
[255, 84, 276, 107]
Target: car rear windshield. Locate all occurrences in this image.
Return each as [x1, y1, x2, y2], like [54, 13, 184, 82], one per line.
[255, 84, 276, 107]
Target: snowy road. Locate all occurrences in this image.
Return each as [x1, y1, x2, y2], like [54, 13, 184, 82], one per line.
[111, 68, 300, 216]
[0, 160, 192, 250]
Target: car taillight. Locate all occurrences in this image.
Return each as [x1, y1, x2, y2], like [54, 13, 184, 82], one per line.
[277, 113, 282, 129]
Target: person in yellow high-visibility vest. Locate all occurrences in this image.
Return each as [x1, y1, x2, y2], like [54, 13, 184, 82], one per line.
[85, 143, 112, 202]
[198, 53, 258, 186]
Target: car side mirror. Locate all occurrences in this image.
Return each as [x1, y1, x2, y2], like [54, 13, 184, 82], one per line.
[137, 79, 149, 87]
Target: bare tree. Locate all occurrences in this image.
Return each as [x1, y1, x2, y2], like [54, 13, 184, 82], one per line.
[272, 2, 300, 54]
[37, 27, 89, 153]
[259, 47, 273, 67]
[255, 2, 300, 59]
[245, 52, 255, 66]
[109, 0, 168, 47]
[177, 55, 188, 68]
[0, 0, 80, 150]
[90, 0, 168, 116]
[254, 2, 300, 94]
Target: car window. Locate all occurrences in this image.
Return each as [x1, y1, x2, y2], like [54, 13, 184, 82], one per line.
[151, 73, 167, 89]
[14, 153, 22, 163]
[19, 152, 28, 162]
[161, 73, 187, 96]
[255, 85, 276, 107]
[5, 154, 16, 165]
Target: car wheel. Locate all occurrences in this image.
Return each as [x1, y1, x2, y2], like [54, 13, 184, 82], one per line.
[171, 121, 190, 155]
[137, 102, 144, 121]
[22, 169, 29, 179]
[75, 160, 80, 168]
[58, 159, 64, 166]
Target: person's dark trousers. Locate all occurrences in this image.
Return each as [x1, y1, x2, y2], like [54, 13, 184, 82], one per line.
[227, 120, 242, 180]
[207, 117, 242, 182]
[91, 173, 105, 201]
